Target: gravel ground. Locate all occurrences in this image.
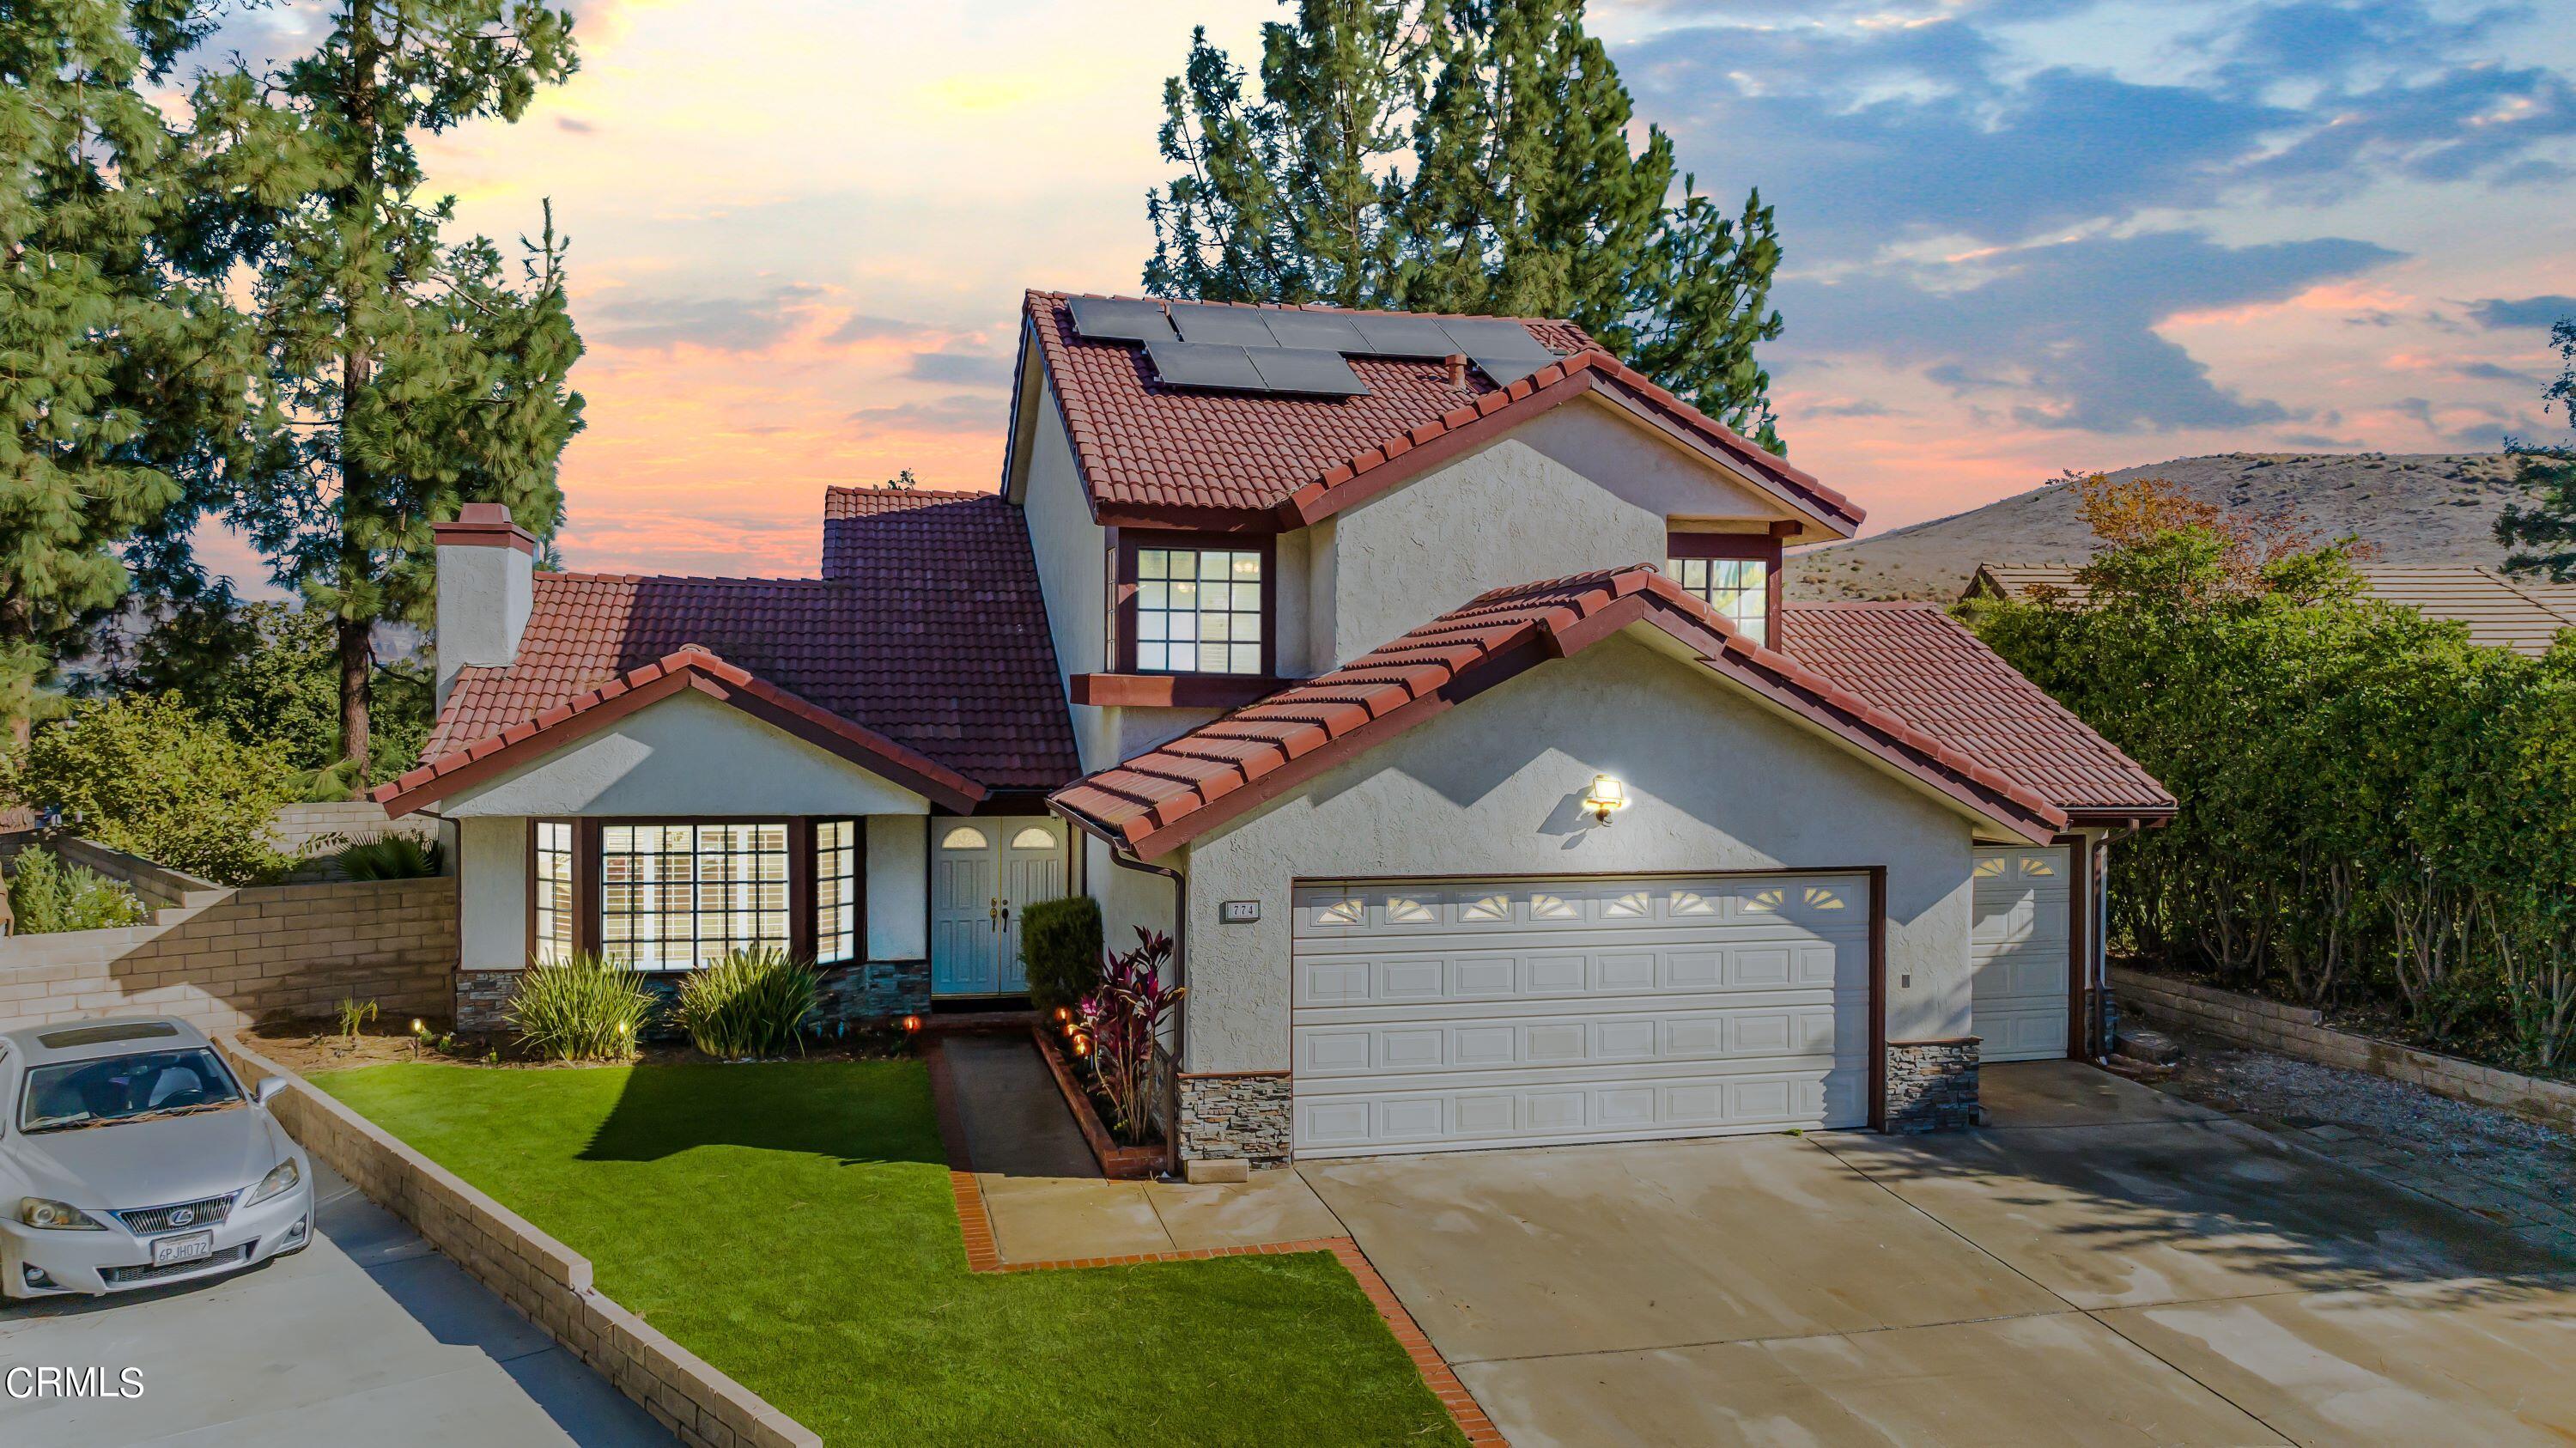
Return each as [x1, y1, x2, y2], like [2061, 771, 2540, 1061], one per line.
[2159, 1037, 2576, 1223]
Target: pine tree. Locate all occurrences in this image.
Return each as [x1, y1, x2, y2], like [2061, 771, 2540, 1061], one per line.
[2496, 317, 2576, 582]
[190, 0, 584, 777]
[1145, 0, 1787, 450]
[0, 0, 256, 736]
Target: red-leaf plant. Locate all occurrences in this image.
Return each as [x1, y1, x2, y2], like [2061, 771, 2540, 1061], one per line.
[1075, 928, 1183, 1144]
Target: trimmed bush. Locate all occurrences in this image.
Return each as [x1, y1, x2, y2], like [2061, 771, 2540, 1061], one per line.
[4, 847, 148, 934]
[672, 947, 819, 1059]
[1019, 895, 1103, 1013]
[334, 834, 441, 879]
[507, 954, 655, 1062]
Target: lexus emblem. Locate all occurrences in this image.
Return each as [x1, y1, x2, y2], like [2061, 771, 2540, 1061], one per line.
[168, 1208, 195, 1226]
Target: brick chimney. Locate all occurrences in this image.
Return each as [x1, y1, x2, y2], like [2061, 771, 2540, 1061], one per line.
[432, 503, 537, 708]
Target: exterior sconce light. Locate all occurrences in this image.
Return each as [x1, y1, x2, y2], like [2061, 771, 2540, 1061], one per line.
[1583, 774, 1630, 824]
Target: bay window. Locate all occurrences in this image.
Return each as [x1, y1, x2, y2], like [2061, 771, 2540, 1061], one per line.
[530, 818, 868, 970]
[1666, 533, 1782, 648]
[815, 819, 858, 964]
[532, 821, 574, 964]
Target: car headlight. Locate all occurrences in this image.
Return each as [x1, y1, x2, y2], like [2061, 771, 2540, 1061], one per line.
[242, 1158, 301, 1208]
[19, 1198, 106, 1232]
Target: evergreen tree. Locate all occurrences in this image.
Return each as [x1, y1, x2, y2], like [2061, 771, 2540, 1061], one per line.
[0, 0, 255, 737]
[190, 0, 583, 777]
[1146, 0, 1787, 450]
[2496, 317, 2576, 582]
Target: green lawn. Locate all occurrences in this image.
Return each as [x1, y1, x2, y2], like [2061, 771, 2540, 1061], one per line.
[317, 1060, 1461, 1446]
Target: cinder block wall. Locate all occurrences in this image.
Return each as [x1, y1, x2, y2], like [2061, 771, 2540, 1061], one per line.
[0, 876, 458, 1035]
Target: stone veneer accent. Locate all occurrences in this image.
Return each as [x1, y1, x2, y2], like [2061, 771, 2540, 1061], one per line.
[1885, 1037, 1980, 1134]
[1178, 1073, 1292, 1165]
[456, 958, 932, 1039]
[215, 1037, 819, 1448]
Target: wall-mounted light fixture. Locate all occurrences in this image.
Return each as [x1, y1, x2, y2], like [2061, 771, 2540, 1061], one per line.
[1583, 773, 1630, 824]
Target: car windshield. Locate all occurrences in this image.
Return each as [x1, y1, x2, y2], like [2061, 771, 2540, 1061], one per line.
[19, 1049, 245, 1135]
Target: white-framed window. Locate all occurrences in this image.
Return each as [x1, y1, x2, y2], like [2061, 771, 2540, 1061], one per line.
[532, 821, 574, 964]
[1134, 545, 1264, 674]
[598, 822, 791, 970]
[1668, 557, 1769, 646]
[815, 820, 858, 965]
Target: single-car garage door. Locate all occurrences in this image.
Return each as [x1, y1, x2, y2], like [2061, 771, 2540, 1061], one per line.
[1290, 874, 1872, 1158]
[1970, 845, 2072, 1062]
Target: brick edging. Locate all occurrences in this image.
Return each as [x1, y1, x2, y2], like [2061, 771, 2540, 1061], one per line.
[919, 1038, 1504, 1444]
[215, 1037, 821, 1448]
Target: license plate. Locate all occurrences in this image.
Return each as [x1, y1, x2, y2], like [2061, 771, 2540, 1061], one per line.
[151, 1230, 214, 1268]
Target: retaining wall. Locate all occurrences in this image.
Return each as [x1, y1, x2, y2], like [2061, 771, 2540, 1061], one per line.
[2111, 964, 2576, 1130]
[216, 1038, 819, 1448]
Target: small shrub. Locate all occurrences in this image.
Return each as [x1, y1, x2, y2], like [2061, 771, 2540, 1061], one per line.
[1019, 896, 1103, 1013]
[334, 835, 441, 880]
[1074, 928, 1184, 1144]
[3, 847, 149, 934]
[673, 947, 819, 1059]
[336, 996, 378, 1048]
[508, 954, 655, 1062]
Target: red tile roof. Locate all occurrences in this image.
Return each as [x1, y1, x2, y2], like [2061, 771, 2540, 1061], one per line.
[1022, 292, 1862, 535]
[1051, 566, 2071, 859]
[372, 647, 986, 816]
[395, 488, 1080, 805]
[1783, 601, 2175, 818]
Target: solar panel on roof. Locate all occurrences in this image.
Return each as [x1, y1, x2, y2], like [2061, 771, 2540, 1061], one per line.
[1144, 340, 1267, 391]
[1260, 310, 1369, 352]
[1473, 354, 1552, 386]
[1347, 313, 1461, 356]
[1438, 317, 1549, 359]
[1245, 347, 1368, 397]
[1066, 296, 1176, 344]
[1166, 303, 1281, 347]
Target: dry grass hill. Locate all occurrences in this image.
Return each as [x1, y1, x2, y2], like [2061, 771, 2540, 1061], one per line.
[1785, 452, 2528, 602]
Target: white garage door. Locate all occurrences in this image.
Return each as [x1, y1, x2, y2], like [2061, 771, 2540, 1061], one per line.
[1971, 845, 2072, 1062]
[1290, 874, 1872, 1158]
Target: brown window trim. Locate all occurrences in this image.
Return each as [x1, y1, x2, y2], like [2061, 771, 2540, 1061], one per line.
[1665, 531, 1785, 650]
[1113, 530, 1279, 678]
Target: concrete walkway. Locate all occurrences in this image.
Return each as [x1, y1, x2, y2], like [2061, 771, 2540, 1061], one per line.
[942, 1033, 1342, 1263]
[0, 1159, 668, 1447]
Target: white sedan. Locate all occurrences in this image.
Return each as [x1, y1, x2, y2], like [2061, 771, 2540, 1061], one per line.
[0, 1017, 313, 1298]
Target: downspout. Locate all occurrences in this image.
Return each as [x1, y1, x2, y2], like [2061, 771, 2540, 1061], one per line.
[2092, 819, 2146, 1060]
[1105, 845, 1187, 1179]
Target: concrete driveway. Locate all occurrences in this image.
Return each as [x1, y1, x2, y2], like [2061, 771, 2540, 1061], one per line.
[0, 1159, 667, 1446]
[1299, 1062, 2576, 1446]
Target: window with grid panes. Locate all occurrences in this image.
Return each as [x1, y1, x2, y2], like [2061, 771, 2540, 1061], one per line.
[532, 821, 574, 963]
[597, 822, 791, 969]
[815, 820, 858, 964]
[1668, 557, 1769, 647]
[1134, 545, 1263, 674]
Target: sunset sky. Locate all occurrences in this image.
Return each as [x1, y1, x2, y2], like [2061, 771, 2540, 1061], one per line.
[194, 0, 2576, 583]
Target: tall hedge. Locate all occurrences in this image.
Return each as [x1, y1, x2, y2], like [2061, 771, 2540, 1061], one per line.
[1971, 480, 2576, 1070]
[1019, 896, 1105, 1013]
[0, 693, 295, 885]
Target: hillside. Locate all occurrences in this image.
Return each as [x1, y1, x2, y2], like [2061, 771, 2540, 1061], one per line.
[1785, 452, 2529, 602]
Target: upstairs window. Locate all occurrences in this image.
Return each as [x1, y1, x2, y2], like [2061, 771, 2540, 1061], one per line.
[1667, 532, 1781, 648]
[1126, 538, 1271, 676]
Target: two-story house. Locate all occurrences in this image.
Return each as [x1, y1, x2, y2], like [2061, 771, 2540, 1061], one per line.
[373, 291, 2173, 1167]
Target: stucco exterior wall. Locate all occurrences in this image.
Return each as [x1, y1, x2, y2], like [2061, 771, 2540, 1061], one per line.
[1174, 631, 1980, 1074]
[1081, 831, 1177, 946]
[434, 539, 532, 708]
[1322, 399, 1794, 665]
[1018, 393, 1107, 690]
[866, 817, 927, 961]
[436, 690, 931, 819]
[459, 814, 527, 971]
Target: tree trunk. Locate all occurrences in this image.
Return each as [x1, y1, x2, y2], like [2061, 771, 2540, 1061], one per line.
[337, 606, 372, 780]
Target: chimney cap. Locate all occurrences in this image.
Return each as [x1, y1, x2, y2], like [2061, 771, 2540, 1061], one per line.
[434, 503, 538, 555]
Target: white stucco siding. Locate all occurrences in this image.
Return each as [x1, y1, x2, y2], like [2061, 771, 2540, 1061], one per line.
[866, 818, 927, 960]
[1323, 399, 1797, 666]
[1018, 392, 1108, 688]
[434, 690, 933, 818]
[434, 541, 533, 708]
[458, 814, 528, 970]
[1175, 632, 1978, 1074]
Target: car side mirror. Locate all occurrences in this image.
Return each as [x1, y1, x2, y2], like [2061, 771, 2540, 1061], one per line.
[254, 1078, 288, 1107]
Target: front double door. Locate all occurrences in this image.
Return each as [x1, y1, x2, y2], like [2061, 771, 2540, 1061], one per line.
[931, 816, 1070, 996]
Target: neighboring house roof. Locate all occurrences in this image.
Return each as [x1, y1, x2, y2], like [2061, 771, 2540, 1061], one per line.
[1965, 561, 2576, 657]
[386, 489, 1081, 809]
[1783, 602, 2176, 821]
[1019, 291, 1862, 537]
[1051, 566, 2075, 861]
[372, 647, 987, 816]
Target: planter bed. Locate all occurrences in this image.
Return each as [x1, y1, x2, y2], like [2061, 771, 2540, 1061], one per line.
[1031, 1025, 1169, 1178]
